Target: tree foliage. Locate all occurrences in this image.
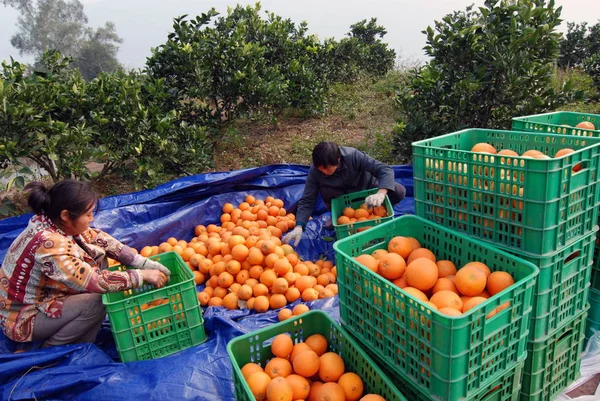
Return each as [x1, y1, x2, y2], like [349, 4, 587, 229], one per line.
[393, 0, 576, 161]
[558, 20, 600, 68]
[2, 0, 123, 80]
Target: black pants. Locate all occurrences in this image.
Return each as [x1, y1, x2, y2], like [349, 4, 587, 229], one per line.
[322, 182, 406, 210]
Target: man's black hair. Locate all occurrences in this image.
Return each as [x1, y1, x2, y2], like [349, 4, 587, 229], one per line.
[312, 142, 341, 167]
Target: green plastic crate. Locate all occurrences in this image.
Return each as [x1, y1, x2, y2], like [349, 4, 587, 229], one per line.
[502, 231, 595, 342]
[592, 242, 600, 290]
[102, 251, 207, 362]
[412, 128, 600, 256]
[331, 188, 395, 239]
[373, 350, 525, 401]
[520, 308, 588, 401]
[333, 215, 538, 401]
[585, 288, 600, 345]
[226, 310, 408, 401]
[512, 111, 600, 138]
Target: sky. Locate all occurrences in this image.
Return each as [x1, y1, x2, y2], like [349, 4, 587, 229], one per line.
[0, 0, 599, 69]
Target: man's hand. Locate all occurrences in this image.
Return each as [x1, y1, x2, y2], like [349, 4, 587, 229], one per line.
[365, 192, 386, 208]
[282, 226, 303, 247]
[141, 270, 168, 288]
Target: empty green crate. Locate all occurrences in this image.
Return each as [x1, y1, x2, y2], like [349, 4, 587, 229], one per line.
[502, 231, 595, 341]
[226, 310, 408, 401]
[520, 308, 588, 401]
[585, 288, 600, 345]
[333, 215, 537, 401]
[412, 128, 600, 256]
[102, 251, 207, 362]
[373, 351, 525, 401]
[512, 111, 600, 138]
[331, 188, 395, 240]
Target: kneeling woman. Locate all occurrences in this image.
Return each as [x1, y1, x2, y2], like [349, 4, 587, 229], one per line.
[0, 180, 170, 348]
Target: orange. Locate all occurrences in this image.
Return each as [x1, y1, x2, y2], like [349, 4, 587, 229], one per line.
[316, 382, 345, 401]
[208, 297, 223, 307]
[231, 244, 249, 262]
[248, 371, 271, 400]
[463, 261, 491, 278]
[360, 394, 386, 401]
[432, 277, 458, 294]
[292, 304, 310, 315]
[286, 374, 310, 400]
[293, 349, 320, 378]
[392, 275, 408, 288]
[197, 291, 210, 306]
[272, 277, 289, 294]
[305, 334, 328, 356]
[265, 357, 293, 379]
[486, 271, 515, 296]
[406, 248, 436, 265]
[405, 258, 438, 291]
[285, 287, 301, 303]
[387, 236, 413, 258]
[271, 334, 294, 358]
[402, 287, 428, 302]
[222, 293, 239, 310]
[241, 362, 263, 380]
[238, 284, 253, 300]
[278, 308, 293, 321]
[439, 307, 462, 316]
[308, 382, 324, 401]
[455, 266, 487, 296]
[377, 252, 406, 280]
[254, 295, 270, 312]
[302, 288, 319, 302]
[260, 269, 278, 288]
[462, 296, 487, 313]
[218, 271, 234, 288]
[406, 236, 421, 251]
[371, 249, 389, 260]
[354, 254, 378, 273]
[269, 294, 287, 310]
[521, 149, 545, 158]
[430, 290, 463, 311]
[576, 121, 596, 130]
[290, 342, 313, 365]
[338, 372, 364, 401]
[436, 260, 457, 277]
[318, 352, 345, 382]
[471, 143, 497, 153]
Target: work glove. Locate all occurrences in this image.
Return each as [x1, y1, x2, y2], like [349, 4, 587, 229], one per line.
[131, 254, 171, 276]
[365, 192, 386, 208]
[282, 226, 303, 247]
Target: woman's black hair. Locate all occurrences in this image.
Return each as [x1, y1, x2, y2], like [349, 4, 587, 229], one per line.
[26, 180, 98, 221]
[312, 142, 341, 167]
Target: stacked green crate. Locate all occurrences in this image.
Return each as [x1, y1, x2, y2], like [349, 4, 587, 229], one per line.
[411, 128, 600, 401]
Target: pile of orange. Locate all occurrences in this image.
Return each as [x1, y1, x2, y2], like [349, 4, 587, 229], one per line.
[241, 333, 387, 401]
[132, 195, 337, 312]
[355, 236, 515, 317]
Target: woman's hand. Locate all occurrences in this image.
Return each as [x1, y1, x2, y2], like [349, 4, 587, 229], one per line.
[141, 270, 169, 288]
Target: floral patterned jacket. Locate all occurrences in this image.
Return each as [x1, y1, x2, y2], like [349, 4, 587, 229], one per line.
[0, 214, 143, 342]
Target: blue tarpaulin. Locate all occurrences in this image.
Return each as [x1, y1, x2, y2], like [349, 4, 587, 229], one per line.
[0, 164, 414, 400]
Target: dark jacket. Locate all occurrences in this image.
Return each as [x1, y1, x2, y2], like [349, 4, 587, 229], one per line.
[295, 146, 396, 226]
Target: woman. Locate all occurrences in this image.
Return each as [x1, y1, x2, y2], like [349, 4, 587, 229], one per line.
[283, 142, 406, 246]
[0, 180, 170, 348]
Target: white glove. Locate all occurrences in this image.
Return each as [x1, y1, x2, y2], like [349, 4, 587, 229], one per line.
[131, 254, 171, 276]
[282, 226, 303, 247]
[365, 192, 385, 208]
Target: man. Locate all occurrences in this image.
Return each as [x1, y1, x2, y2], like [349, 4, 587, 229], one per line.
[283, 142, 406, 246]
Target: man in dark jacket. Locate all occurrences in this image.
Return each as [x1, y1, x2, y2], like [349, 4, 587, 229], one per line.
[282, 142, 406, 246]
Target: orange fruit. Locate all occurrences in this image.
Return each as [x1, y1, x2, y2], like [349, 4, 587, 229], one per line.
[463, 261, 491, 278]
[293, 349, 320, 377]
[521, 149, 545, 158]
[290, 342, 312, 364]
[292, 304, 309, 315]
[241, 362, 263, 380]
[305, 334, 328, 356]
[197, 291, 210, 306]
[498, 149, 519, 157]
[354, 254, 379, 273]
[271, 334, 294, 358]
[439, 307, 462, 316]
[402, 287, 428, 302]
[338, 372, 364, 401]
[269, 294, 287, 310]
[360, 394, 386, 401]
[387, 236, 413, 258]
[406, 248, 436, 265]
[247, 371, 271, 400]
[222, 293, 239, 310]
[432, 277, 458, 294]
[471, 143, 497, 154]
[377, 252, 406, 280]
[278, 308, 293, 321]
[286, 374, 310, 400]
[486, 271, 515, 296]
[436, 260, 457, 277]
[576, 121, 596, 130]
[430, 290, 463, 311]
[316, 382, 345, 401]
[371, 249, 389, 260]
[405, 258, 438, 291]
[455, 266, 487, 296]
[308, 382, 324, 401]
[265, 357, 293, 379]
[318, 352, 345, 382]
[462, 296, 487, 313]
[254, 295, 270, 312]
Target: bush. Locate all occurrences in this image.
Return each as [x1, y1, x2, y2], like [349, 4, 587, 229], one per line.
[393, 0, 572, 161]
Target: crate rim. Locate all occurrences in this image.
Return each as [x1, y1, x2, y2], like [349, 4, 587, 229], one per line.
[333, 214, 539, 320]
[226, 309, 406, 399]
[513, 110, 600, 132]
[412, 127, 600, 150]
